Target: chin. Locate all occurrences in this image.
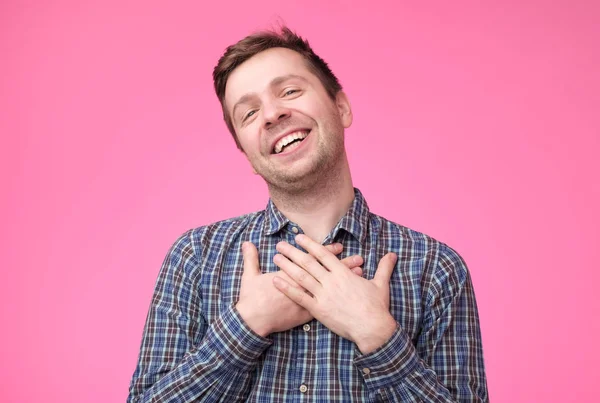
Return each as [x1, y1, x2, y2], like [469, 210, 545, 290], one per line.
[269, 167, 330, 194]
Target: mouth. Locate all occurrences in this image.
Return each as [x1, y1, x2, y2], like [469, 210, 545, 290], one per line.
[271, 129, 311, 155]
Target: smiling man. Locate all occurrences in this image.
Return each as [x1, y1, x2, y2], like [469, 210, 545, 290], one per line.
[128, 27, 489, 402]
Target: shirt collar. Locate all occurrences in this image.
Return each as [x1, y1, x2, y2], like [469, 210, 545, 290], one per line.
[264, 198, 290, 235]
[264, 188, 370, 244]
[331, 188, 370, 244]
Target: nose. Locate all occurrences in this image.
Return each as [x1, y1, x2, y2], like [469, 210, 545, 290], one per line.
[262, 98, 290, 129]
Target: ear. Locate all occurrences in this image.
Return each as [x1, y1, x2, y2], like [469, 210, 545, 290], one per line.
[335, 91, 353, 129]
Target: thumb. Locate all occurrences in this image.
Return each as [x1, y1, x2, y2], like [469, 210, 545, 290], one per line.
[372, 252, 397, 286]
[242, 242, 260, 277]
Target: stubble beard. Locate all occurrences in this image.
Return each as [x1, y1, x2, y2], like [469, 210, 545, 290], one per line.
[262, 122, 346, 197]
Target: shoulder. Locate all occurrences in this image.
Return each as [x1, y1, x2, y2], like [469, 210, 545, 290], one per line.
[177, 210, 265, 251]
[162, 211, 265, 275]
[371, 213, 469, 283]
[370, 213, 450, 254]
[190, 210, 264, 240]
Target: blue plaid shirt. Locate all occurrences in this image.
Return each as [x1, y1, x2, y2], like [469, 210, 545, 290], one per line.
[128, 189, 488, 402]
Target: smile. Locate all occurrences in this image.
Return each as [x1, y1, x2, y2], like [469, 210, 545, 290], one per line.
[272, 130, 310, 154]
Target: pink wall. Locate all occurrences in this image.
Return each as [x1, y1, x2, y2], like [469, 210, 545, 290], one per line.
[2, 1, 598, 401]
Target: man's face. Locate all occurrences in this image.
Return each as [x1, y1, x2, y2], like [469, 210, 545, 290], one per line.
[224, 48, 352, 191]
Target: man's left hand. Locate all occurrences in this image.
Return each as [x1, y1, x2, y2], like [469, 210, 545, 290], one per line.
[272, 234, 398, 354]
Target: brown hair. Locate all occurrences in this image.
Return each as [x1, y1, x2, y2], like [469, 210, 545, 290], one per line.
[213, 26, 343, 149]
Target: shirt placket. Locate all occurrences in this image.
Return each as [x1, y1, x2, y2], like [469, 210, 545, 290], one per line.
[278, 224, 317, 401]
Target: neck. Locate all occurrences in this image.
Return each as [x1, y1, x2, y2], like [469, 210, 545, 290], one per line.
[268, 158, 355, 243]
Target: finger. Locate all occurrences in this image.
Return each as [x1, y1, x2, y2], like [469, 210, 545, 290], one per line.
[372, 252, 397, 286]
[242, 242, 260, 277]
[273, 253, 322, 294]
[324, 243, 343, 255]
[295, 234, 345, 274]
[276, 241, 329, 282]
[350, 266, 363, 277]
[273, 271, 305, 290]
[273, 276, 317, 312]
[340, 255, 364, 269]
[340, 255, 363, 277]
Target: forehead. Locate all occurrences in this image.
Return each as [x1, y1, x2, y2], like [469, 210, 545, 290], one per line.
[224, 48, 316, 106]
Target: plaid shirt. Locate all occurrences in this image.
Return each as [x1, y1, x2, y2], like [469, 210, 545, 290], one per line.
[128, 189, 488, 402]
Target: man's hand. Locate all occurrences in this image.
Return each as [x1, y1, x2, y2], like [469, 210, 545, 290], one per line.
[272, 235, 398, 354]
[235, 241, 364, 337]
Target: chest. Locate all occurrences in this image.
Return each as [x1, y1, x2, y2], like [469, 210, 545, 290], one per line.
[197, 230, 426, 342]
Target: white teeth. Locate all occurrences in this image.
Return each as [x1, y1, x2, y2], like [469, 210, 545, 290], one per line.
[274, 130, 309, 154]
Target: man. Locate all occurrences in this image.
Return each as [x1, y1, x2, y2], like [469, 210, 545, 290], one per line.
[128, 26, 488, 402]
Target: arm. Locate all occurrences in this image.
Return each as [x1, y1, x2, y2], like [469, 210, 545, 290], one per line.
[127, 231, 272, 403]
[352, 245, 489, 402]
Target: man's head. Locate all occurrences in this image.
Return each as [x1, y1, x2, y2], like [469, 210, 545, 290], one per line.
[213, 26, 353, 191]
[213, 27, 344, 148]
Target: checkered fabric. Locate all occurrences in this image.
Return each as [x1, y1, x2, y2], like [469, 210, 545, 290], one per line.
[128, 189, 488, 402]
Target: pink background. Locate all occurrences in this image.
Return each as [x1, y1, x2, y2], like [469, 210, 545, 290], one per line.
[2, 0, 599, 402]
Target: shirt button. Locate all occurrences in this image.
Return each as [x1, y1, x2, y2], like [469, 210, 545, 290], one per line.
[299, 384, 308, 393]
[362, 368, 371, 375]
[291, 226, 299, 234]
[303, 324, 311, 332]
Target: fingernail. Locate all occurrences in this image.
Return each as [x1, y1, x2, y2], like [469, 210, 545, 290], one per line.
[296, 234, 305, 242]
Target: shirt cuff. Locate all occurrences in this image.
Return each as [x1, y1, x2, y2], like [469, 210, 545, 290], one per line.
[204, 303, 273, 371]
[352, 324, 421, 391]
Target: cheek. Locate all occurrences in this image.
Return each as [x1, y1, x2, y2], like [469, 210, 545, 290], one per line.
[306, 98, 337, 122]
[237, 128, 263, 154]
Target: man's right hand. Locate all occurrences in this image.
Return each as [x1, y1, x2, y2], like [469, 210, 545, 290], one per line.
[235, 241, 363, 337]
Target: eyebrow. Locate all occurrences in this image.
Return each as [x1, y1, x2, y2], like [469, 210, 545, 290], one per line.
[231, 74, 309, 118]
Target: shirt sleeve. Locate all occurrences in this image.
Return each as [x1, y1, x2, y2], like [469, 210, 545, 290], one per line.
[127, 230, 272, 403]
[352, 244, 489, 402]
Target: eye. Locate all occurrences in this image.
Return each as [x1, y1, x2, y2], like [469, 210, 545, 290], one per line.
[284, 89, 299, 96]
[243, 110, 256, 122]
